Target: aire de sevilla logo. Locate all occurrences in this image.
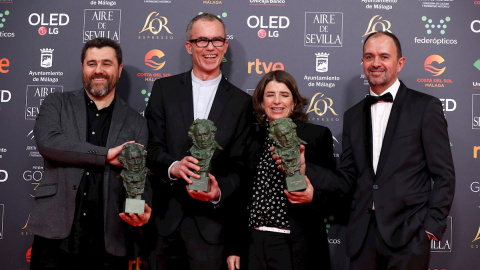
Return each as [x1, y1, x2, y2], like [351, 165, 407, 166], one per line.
[424, 55, 446, 76]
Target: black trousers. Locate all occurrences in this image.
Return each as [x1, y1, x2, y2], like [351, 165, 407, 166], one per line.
[248, 230, 293, 270]
[30, 235, 128, 270]
[350, 212, 431, 270]
[149, 216, 224, 270]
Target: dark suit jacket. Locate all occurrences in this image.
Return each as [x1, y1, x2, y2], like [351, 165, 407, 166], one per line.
[29, 88, 150, 256]
[228, 120, 335, 270]
[311, 82, 455, 257]
[145, 71, 252, 244]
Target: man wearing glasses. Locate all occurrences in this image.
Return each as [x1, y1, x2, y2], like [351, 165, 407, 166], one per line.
[145, 13, 252, 270]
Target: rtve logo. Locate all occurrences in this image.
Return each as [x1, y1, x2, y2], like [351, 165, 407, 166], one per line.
[247, 59, 284, 74]
[0, 57, 9, 73]
[474, 146, 480, 158]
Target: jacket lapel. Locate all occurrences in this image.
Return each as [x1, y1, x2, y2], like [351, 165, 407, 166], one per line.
[363, 100, 376, 179]
[375, 83, 406, 178]
[208, 76, 232, 124]
[72, 89, 87, 142]
[180, 72, 195, 128]
[106, 96, 127, 148]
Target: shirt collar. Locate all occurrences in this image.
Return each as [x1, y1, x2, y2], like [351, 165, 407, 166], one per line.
[191, 70, 222, 86]
[369, 79, 400, 101]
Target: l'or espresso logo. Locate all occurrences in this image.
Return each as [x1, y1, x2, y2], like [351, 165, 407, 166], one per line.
[247, 15, 290, 38]
[83, 9, 121, 43]
[138, 12, 173, 40]
[362, 15, 391, 38]
[137, 49, 171, 82]
[431, 216, 452, 252]
[306, 92, 340, 122]
[305, 12, 343, 47]
[416, 55, 452, 88]
[25, 85, 63, 120]
[472, 94, 480, 130]
[28, 13, 70, 35]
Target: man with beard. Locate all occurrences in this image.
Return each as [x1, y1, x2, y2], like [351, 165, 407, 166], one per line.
[301, 31, 455, 269]
[29, 38, 152, 270]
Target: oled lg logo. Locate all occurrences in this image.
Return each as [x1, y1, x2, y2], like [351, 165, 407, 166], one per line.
[472, 20, 480, 33]
[247, 15, 290, 38]
[28, 13, 70, 35]
[0, 169, 8, 182]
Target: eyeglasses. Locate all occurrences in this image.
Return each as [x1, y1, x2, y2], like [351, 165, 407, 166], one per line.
[188, 37, 226, 48]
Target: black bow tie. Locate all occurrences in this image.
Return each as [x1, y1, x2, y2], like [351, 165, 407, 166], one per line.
[366, 92, 393, 105]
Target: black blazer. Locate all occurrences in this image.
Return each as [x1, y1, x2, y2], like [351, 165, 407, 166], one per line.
[311, 82, 455, 257]
[228, 120, 335, 270]
[30, 89, 150, 256]
[145, 71, 253, 244]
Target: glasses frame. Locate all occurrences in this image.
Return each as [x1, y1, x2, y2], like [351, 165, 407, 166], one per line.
[188, 37, 226, 48]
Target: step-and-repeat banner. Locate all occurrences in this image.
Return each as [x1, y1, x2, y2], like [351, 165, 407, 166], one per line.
[1, 0, 479, 269]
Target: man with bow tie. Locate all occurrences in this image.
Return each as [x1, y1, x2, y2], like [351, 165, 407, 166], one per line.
[306, 31, 455, 270]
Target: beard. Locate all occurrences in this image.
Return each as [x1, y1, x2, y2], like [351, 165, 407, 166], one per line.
[83, 74, 117, 97]
[366, 67, 388, 86]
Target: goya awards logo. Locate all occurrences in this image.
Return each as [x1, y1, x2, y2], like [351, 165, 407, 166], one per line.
[305, 12, 343, 47]
[25, 85, 63, 120]
[83, 9, 121, 43]
[424, 55, 445, 76]
[28, 13, 70, 35]
[40, 48, 54, 68]
[139, 12, 173, 40]
[363, 15, 391, 37]
[306, 92, 339, 122]
[422, 16, 450, 35]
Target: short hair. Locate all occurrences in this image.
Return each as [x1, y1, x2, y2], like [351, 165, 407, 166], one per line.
[186, 13, 227, 40]
[81, 37, 122, 65]
[363, 31, 402, 59]
[252, 70, 308, 125]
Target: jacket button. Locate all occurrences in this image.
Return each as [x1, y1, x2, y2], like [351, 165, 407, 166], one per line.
[373, 184, 378, 190]
[73, 185, 78, 190]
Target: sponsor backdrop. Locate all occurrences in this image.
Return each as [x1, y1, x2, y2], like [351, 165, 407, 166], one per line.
[0, 0, 478, 269]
